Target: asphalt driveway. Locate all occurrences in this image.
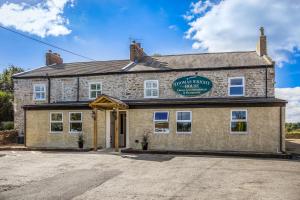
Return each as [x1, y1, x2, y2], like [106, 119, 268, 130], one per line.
[0, 151, 299, 200]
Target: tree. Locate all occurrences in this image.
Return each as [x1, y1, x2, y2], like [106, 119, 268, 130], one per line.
[0, 91, 13, 122]
[0, 65, 24, 93]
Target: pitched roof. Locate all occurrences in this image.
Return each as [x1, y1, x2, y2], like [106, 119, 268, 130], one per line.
[13, 51, 272, 78]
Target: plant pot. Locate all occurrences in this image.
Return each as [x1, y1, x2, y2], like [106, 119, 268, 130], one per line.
[78, 142, 84, 149]
[142, 142, 148, 150]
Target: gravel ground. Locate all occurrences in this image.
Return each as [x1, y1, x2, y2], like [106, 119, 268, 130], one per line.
[0, 151, 299, 200]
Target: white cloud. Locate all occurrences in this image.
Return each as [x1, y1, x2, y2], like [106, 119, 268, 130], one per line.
[275, 87, 300, 123]
[0, 0, 74, 37]
[185, 0, 300, 65]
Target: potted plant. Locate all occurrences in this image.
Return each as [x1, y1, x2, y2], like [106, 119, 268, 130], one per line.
[141, 130, 150, 150]
[78, 133, 84, 148]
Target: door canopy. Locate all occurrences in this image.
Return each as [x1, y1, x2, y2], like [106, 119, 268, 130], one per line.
[89, 94, 128, 110]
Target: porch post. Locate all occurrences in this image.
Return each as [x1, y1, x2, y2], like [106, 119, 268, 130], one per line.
[114, 108, 119, 152]
[93, 108, 98, 151]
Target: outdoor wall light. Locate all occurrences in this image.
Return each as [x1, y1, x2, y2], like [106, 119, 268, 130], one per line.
[91, 110, 96, 119]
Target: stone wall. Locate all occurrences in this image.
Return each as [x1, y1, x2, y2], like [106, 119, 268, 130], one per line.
[14, 67, 275, 133]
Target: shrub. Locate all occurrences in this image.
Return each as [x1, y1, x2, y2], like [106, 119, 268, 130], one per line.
[0, 121, 14, 130]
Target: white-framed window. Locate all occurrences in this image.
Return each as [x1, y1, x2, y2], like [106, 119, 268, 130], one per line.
[33, 84, 46, 101]
[153, 111, 169, 133]
[89, 82, 102, 99]
[176, 111, 192, 134]
[230, 109, 247, 134]
[144, 80, 159, 98]
[50, 112, 63, 133]
[228, 77, 245, 96]
[69, 112, 82, 133]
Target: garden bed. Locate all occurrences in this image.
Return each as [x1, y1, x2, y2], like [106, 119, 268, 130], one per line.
[0, 130, 18, 145]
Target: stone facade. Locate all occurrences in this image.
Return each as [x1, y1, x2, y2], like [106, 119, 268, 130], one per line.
[14, 67, 275, 133]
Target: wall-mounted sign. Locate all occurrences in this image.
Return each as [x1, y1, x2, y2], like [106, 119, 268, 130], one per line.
[172, 75, 213, 97]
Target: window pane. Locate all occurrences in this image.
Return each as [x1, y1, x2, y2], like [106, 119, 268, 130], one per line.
[230, 87, 243, 95]
[90, 84, 96, 90]
[51, 123, 63, 132]
[40, 92, 45, 99]
[145, 89, 152, 97]
[146, 82, 152, 88]
[51, 113, 62, 121]
[70, 113, 82, 121]
[90, 91, 97, 98]
[177, 122, 191, 132]
[231, 122, 247, 132]
[152, 81, 158, 88]
[154, 112, 168, 120]
[35, 93, 41, 99]
[35, 85, 44, 92]
[96, 91, 102, 97]
[152, 89, 158, 97]
[230, 78, 243, 86]
[70, 122, 82, 132]
[177, 112, 191, 121]
[155, 122, 169, 133]
[232, 111, 246, 120]
[96, 84, 101, 90]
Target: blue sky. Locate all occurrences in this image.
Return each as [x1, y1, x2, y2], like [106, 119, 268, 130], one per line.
[0, 0, 299, 122]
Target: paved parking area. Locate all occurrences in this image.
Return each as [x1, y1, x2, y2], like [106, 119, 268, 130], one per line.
[0, 151, 299, 200]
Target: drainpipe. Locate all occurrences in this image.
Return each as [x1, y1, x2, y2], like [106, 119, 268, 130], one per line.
[279, 106, 284, 153]
[24, 109, 26, 147]
[265, 66, 268, 98]
[47, 75, 51, 103]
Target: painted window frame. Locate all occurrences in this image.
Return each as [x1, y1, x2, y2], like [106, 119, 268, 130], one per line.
[153, 111, 170, 134]
[230, 109, 248, 134]
[50, 112, 63, 133]
[69, 112, 83, 134]
[144, 80, 159, 98]
[228, 77, 245, 96]
[176, 111, 192, 134]
[89, 82, 102, 99]
[33, 84, 46, 101]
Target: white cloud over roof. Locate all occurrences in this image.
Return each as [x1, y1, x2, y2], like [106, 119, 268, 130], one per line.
[276, 87, 300, 123]
[0, 0, 74, 37]
[185, 0, 300, 65]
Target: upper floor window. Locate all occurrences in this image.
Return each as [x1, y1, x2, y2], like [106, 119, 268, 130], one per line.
[176, 111, 192, 134]
[153, 111, 169, 133]
[89, 82, 102, 99]
[144, 80, 159, 98]
[33, 84, 46, 101]
[50, 112, 63, 133]
[228, 77, 245, 96]
[231, 110, 247, 133]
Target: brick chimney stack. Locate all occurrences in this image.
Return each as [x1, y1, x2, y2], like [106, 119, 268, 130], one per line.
[256, 27, 267, 56]
[130, 41, 145, 62]
[46, 50, 63, 66]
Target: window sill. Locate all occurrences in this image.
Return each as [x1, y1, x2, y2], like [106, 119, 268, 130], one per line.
[49, 132, 63, 134]
[230, 132, 248, 135]
[154, 132, 169, 134]
[144, 96, 159, 98]
[176, 132, 192, 135]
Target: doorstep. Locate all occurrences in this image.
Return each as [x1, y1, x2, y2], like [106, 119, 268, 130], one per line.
[121, 148, 293, 159]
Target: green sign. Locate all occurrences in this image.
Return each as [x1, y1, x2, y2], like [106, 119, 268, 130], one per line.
[172, 75, 213, 97]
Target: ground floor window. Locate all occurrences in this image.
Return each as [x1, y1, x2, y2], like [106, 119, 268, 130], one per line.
[231, 110, 247, 133]
[69, 112, 82, 133]
[176, 111, 192, 134]
[153, 111, 169, 133]
[50, 112, 63, 133]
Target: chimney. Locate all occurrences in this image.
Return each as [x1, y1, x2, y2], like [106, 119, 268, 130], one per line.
[46, 50, 63, 66]
[256, 27, 267, 56]
[130, 41, 145, 62]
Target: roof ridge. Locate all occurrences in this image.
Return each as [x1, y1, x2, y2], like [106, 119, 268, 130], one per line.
[151, 51, 257, 57]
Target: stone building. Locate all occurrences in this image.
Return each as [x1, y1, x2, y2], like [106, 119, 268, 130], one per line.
[13, 28, 287, 153]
